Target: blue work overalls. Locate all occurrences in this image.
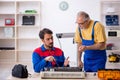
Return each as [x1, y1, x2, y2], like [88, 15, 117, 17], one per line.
[79, 21, 107, 72]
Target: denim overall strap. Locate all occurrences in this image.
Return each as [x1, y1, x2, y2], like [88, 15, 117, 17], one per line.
[78, 21, 97, 39]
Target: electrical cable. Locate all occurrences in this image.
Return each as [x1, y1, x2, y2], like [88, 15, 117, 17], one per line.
[56, 37, 62, 49]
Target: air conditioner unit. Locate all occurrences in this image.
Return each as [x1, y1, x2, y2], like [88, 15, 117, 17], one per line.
[40, 71, 85, 79]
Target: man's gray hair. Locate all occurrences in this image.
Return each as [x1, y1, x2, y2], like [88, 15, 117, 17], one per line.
[77, 11, 90, 21]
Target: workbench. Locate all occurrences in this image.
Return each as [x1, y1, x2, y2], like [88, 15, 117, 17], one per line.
[7, 72, 100, 80]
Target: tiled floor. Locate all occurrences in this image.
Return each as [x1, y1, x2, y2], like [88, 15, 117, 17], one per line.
[0, 63, 34, 80]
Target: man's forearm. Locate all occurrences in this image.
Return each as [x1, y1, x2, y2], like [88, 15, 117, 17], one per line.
[77, 43, 82, 62]
[86, 42, 106, 50]
[77, 51, 82, 62]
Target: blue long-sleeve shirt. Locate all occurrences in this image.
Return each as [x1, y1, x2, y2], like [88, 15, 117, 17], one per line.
[32, 45, 65, 73]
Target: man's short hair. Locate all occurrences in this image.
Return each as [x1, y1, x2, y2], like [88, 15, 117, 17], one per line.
[77, 11, 90, 21]
[39, 28, 53, 39]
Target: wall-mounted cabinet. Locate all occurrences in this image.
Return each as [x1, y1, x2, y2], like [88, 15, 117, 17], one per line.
[0, 0, 41, 64]
[101, 0, 120, 68]
[101, 0, 120, 29]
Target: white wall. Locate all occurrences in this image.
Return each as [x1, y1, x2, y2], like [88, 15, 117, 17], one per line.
[4, 0, 101, 66]
[41, 0, 101, 66]
[0, 0, 101, 66]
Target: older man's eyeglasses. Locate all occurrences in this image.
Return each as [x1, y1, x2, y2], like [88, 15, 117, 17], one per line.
[76, 20, 87, 25]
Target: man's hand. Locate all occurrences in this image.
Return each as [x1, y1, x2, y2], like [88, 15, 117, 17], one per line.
[64, 56, 69, 66]
[78, 45, 86, 52]
[45, 56, 55, 62]
[78, 60, 83, 68]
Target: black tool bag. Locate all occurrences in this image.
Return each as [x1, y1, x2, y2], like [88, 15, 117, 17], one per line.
[12, 64, 28, 78]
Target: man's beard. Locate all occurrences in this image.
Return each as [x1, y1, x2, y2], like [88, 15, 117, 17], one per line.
[48, 44, 53, 48]
[47, 43, 53, 49]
